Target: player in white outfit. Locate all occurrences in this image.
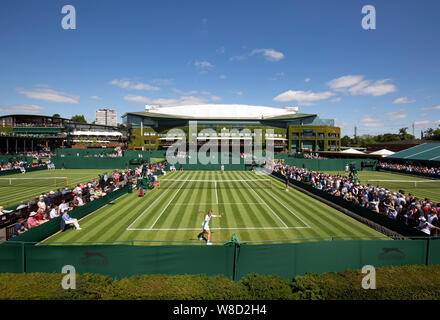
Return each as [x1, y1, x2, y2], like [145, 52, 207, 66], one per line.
[198, 209, 222, 245]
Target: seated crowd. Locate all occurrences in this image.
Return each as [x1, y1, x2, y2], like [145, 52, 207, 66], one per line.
[378, 162, 440, 176]
[2, 169, 136, 238]
[269, 160, 440, 236]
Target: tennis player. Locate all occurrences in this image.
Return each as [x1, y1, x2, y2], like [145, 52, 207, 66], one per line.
[198, 209, 222, 245]
[221, 164, 224, 174]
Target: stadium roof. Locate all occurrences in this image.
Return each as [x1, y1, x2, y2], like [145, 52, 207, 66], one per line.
[386, 143, 440, 162]
[122, 104, 316, 120]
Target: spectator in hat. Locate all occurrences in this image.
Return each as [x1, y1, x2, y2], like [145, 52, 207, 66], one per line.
[14, 219, 27, 236]
[26, 212, 39, 229]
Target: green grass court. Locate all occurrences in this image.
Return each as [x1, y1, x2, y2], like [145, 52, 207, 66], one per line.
[42, 171, 385, 245]
[0, 169, 107, 208]
[326, 170, 440, 202]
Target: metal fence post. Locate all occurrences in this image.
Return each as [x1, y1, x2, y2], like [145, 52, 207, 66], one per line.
[21, 242, 25, 273]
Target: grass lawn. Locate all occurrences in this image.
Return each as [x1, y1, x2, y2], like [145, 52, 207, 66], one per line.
[0, 169, 112, 208]
[42, 170, 386, 245]
[325, 170, 440, 202]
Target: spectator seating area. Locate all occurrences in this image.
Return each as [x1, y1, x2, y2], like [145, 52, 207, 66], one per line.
[269, 160, 440, 236]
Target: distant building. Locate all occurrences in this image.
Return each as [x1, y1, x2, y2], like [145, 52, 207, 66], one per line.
[122, 104, 340, 152]
[95, 109, 118, 127]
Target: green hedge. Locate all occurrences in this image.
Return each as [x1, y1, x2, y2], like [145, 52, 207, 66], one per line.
[2, 265, 440, 300]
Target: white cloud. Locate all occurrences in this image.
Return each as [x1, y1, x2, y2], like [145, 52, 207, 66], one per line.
[269, 72, 285, 81]
[414, 120, 431, 126]
[330, 97, 341, 103]
[229, 55, 246, 61]
[110, 79, 160, 91]
[0, 104, 44, 114]
[348, 79, 397, 96]
[386, 111, 408, 121]
[210, 95, 222, 102]
[151, 78, 174, 86]
[172, 89, 211, 96]
[273, 90, 334, 105]
[250, 48, 285, 62]
[15, 87, 79, 104]
[327, 75, 364, 90]
[393, 97, 416, 104]
[216, 47, 225, 54]
[124, 95, 208, 107]
[422, 105, 440, 111]
[304, 77, 311, 83]
[90, 96, 102, 100]
[327, 75, 397, 97]
[219, 74, 227, 79]
[359, 114, 385, 127]
[236, 91, 243, 96]
[194, 60, 214, 70]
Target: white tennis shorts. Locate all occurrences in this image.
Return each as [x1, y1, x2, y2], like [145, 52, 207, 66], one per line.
[202, 222, 210, 231]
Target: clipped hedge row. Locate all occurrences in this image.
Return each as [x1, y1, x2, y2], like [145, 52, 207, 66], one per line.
[1, 265, 440, 300]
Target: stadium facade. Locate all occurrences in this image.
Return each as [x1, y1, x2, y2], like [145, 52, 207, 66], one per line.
[0, 114, 125, 153]
[122, 104, 341, 153]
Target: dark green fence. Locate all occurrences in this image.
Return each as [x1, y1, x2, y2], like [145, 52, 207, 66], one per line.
[0, 165, 46, 177]
[7, 186, 129, 244]
[1, 238, 438, 280]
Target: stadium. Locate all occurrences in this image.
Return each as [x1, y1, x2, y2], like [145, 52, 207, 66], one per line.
[2, 0, 440, 304]
[1, 102, 440, 300]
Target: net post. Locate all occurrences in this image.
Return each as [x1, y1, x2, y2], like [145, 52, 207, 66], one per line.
[66, 177, 69, 186]
[270, 179, 272, 188]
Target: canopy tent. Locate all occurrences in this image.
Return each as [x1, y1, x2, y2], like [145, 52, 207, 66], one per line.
[340, 148, 365, 154]
[369, 149, 395, 157]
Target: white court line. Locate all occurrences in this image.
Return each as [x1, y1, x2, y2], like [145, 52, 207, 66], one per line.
[241, 179, 289, 229]
[267, 174, 311, 228]
[128, 226, 310, 231]
[215, 181, 219, 204]
[126, 187, 174, 230]
[148, 177, 189, 230]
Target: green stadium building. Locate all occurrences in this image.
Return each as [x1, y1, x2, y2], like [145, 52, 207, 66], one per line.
[122, 104, 341, 153]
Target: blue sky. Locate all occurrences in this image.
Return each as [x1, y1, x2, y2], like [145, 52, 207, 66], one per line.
[0, 0, 439, 137]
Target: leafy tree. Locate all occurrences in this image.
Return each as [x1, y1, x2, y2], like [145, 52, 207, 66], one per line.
[52, 113, 61, 118]
[71, 115, 88, 124]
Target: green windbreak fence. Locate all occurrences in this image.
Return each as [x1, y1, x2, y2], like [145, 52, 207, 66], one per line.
[7, 186, 129, 244]
[1, 239, 439, 280]
[284, 158, 377, 172]
[0, 165, 46, 177]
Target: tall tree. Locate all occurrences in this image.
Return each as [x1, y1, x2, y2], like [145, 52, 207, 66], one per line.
[71, 115, 87, 123]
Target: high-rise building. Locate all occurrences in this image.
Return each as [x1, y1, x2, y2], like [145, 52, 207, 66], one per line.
[95, 109, 118, 127]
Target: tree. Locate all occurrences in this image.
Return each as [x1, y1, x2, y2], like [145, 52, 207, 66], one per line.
[71, 115, 87, 123]
[52, 113, 61, 118]
[341, 135, 351, 147]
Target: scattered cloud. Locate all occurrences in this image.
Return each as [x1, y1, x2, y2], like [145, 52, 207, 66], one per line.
[386, 111, 408, 121]
[210, 95, 222, 102]
[414, 120, 431, 127]
[359, 114, 384, 127]
[110, 79, 160, 91]
[90, 96, 102, 100]
[327, 75, 364, 91]
[349, 79, 397, 96]
[216, 47, 225, 54]
[194, 60, 214, 70]
[124, 94, 208, 107]
[235, 91, 243, 96]
[327, 75, 397, 97]
[219, 74, 227, 79]
[15, 87, 79, 104]
[0, 104, 44, 114]
[250, 48, 285, 61]
[172, 89, 211, 96]
[151, 78, 174, 86]
[273, 90, 334, 106]
[330, 97, 341, 103]
[422, 105, 440, 111]
[304, 77, 311, 83]
[229, 55, 246, 61]
[393, 97, 416, 104]
[269, 72, 285, 81]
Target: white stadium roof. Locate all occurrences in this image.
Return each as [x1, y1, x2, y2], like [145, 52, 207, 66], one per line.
[143, 104, 300, 120]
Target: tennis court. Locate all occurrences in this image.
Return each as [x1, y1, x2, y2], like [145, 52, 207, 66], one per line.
[0, 169, 109, 208]
[326, 170, 440, 202]
[42, 170, 385, 245]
